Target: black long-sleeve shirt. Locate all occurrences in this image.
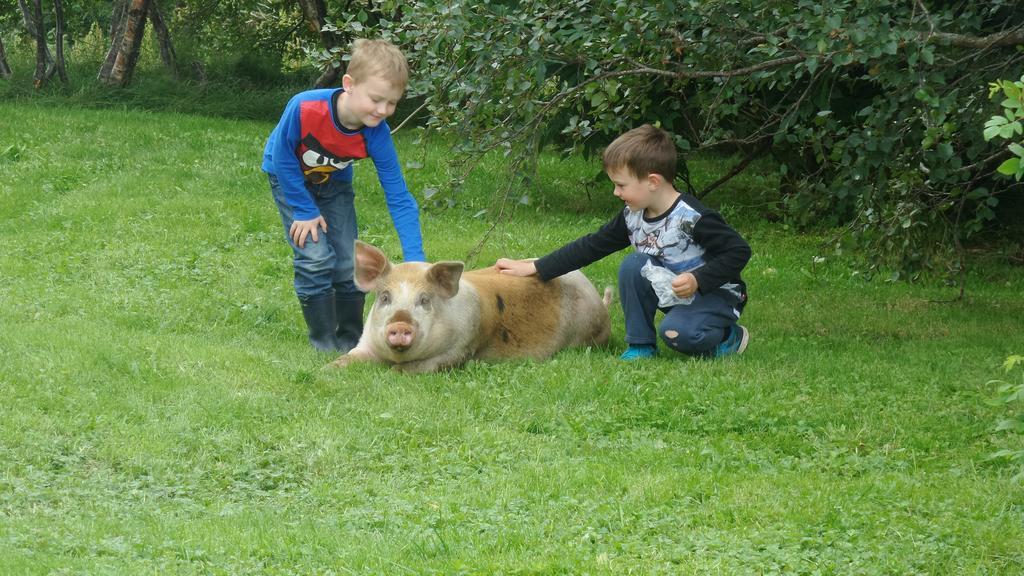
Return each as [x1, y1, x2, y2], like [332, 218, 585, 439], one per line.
[534, 194, 750, 309]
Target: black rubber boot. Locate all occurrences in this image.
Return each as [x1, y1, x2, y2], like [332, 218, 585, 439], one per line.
[299, 292, 339, 352]
[335, 292, 365, 354]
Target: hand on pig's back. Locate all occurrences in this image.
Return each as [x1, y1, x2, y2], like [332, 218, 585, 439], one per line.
[494, 258, 537, 277]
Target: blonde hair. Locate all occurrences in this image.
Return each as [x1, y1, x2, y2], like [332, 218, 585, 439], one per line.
[602, 124, 677, 182]
[346, 39, 409, 91]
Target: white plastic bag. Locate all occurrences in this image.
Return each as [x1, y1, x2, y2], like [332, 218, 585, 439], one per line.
[640, 260, 694, 307]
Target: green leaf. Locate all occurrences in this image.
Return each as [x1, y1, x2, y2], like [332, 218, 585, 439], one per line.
[1009, 143, 1024, 157]
[990, 448, 1023, 460]
[1004, 355, 1024, 372]
[995, 418, 1024, 433]
[805, 57, 819, 75]
[1005, 83, 1022, 101]
[996, 157, 1020, 176]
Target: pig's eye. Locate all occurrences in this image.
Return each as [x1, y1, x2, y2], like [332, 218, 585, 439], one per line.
[378, 291, 391, 306]
[416, 293, 431, 309]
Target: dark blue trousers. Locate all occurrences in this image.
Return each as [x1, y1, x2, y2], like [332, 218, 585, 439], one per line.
[618, 252, 740, 356]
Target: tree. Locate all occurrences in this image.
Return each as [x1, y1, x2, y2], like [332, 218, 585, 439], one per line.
[53, 0, 68, 83]
[148, 1, 176, 76]
[297, 0, 343, 87]
[30, 0, 46, 86]
[98, 0, 127, 81]
[16, 0, 70, 87]
[17, 0, 55, 85]
[0, 34, 11, 79]
[320, 0, 1024, 279]
[98, 0, 151, 86]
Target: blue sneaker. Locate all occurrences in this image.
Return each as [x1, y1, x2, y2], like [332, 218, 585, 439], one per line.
[620, 344, 658, 361]
[713, 324, 749, 358]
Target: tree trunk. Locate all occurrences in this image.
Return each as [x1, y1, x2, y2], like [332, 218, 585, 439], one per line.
[297, 0, 341, 87]
[17, 0, 54, 68]
[53, 0, 68, 83]
[148, 1, 177, 76]
[99, 0, 128, 81]
[0, 36, 12, 79]
[31, 0, 47, 87]
[101, 0, 151, 86]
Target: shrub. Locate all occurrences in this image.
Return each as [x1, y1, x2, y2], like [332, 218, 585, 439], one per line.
[990, 355, 1024, 481]
[316, 0, 1024, 279]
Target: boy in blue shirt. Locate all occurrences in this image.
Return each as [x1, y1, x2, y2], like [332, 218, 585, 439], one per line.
[262, 39, 425, 352]
[496, 125, 750, 359]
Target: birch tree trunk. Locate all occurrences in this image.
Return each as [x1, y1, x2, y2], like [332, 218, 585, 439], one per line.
[0, 36, 12, 79]
[99, 0, 128, 81]
[100, 0, 151, 86]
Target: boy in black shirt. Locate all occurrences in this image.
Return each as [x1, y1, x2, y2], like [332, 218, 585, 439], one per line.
[496, 125, 750, 359]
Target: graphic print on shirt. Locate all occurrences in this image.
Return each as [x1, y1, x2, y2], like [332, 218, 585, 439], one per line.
[626, 204, 702, 273]
[298, 99, 369, 184]
[625, 201, 745, 308]
[300, 134, 353, 183]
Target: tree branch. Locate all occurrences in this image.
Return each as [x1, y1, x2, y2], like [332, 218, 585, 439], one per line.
[928, 28, 1024, 49]
[698, 138, 772, 199]
[390, 98, 429, 134]
[960, 148, 1014, 175]
[625, 55, 805, 80]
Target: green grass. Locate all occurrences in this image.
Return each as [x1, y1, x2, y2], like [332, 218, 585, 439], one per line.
[2, 99, 1024, 574]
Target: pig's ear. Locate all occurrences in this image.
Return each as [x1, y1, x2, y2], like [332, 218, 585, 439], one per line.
[354, 240, 391, 292]
[426, 261, 464, 299]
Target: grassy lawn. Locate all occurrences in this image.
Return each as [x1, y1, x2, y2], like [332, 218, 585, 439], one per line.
[2, 100, 1023, 574]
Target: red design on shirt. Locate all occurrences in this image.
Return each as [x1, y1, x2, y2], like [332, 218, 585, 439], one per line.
[298, 99, 368, 184]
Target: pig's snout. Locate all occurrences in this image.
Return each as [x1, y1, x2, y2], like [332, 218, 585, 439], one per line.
[385, 321, 415, 351]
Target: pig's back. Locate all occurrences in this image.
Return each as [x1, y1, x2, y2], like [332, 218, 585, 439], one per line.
[463, 267, 610, 359]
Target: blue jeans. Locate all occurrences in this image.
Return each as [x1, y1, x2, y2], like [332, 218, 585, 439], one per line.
[269, 174, 359, 299]
[618, 252, 740, 356]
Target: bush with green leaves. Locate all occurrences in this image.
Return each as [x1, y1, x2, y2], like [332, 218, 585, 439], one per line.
[990, 355, 1024, 481]
[316, 0, 1023, 279]
[7, 0, 1022, 277]
[984, 76, 1024, 181]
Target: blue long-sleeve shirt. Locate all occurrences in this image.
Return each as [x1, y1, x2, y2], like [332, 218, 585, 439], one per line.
[262, 88, 425, 261]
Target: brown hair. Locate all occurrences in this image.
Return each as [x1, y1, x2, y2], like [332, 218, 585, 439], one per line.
[601, 124, 677, 182]
[346, 39, 409, 91]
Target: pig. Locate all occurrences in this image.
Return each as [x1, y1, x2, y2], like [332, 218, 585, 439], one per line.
[328, 240, 612, 373]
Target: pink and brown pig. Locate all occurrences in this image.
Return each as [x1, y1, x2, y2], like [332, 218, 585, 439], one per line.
[328, 241, 612, 373]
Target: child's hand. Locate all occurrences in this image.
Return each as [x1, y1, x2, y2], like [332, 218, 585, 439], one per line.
[671, 272, 698, 298]
[290, 216, 328, 249]
[495, 258, 537, 277]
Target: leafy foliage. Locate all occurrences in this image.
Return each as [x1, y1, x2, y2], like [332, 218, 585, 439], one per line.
[990, 355, 1024, 481]
[6, 0, 1024, 276]
[315, 0, 1024, 278]
[984, 76, 1024, 181]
